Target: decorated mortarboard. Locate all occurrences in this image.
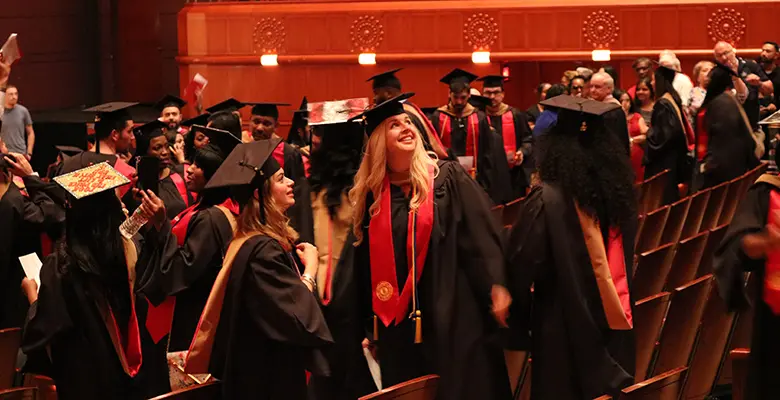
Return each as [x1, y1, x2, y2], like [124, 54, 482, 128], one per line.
[181, 113, 211, 127]
[367, 68, 403, 90]
[53, 162, 131, 200]
[477, 75, 505, 88]
[190, 124, 242, 156]
[349, 92, 414, 136]
[206, 98, 246, 114]
[154, 95, 187, 111]
[468, 95, 492, 111]
[133, 119, 167, 156]
[307, 98, 369, 126]
[55, 145, 84, 157]
[539, 95, 620, 133]
[439, 68, 478, 86]
[204, 137, 283, 190]
[247, 102, 290, 119]
[760, 109, 780, 126]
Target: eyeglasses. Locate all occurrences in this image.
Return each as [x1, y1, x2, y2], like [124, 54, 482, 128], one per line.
[571, 86, 584, 90]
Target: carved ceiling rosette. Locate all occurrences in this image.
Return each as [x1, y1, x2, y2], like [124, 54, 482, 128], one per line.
[351, 15, 384, 53]
[253, 17, 285, 54]
[707, 8, 746, 45]
[582, 10, 620, 49]
[463, 13, 499, 51]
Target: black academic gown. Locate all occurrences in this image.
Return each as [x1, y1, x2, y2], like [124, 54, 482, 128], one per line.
[122, 172, 191, 221]
[209, 235, 333, 400]
[146, 207, 235, 351]
[0, 180, 61, 329]
[280, 143, 315, 245]
[714, 181, 780, 400]
[505, 185, 636, 399]
[430, 107, 514, 205]
[354, 161, 512, 400]
[699, 93, 760, 190]
[644, 97, 688, 204]
[604, 107, 631, 156]
[21, 236, 171, 400]
[486, 106, 533, 198]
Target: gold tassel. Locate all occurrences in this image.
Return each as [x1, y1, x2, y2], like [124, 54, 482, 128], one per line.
[414, 310, 422, 344]
[373, 315, 379, 341]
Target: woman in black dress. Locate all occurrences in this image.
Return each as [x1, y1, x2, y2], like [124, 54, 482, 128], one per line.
[185, 138, 332, 399]
[348, 93, 513, 399]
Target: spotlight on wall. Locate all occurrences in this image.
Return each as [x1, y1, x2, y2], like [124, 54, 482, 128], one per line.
[358, 53, 377, 65]
[260, 54, 279, 66]
[591, 49, 611, 62]
[471, 51, 491, 64]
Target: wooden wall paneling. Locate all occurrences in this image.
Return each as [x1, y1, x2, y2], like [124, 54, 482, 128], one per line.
[435, 13, 465, 52]
[499, 12, 526, 51]
[619, 9, 652, 49]
[205, 16, 229, 56]
[384, 14, 411, 53]
[326, 15, 353, 53]
[227, 17, 254, 55]
[677, 6, 709, 48]
[649, 8, 680, 49]
[524, 11, 557, 50]
[555, 10, 584, 50]
[744, 3, 780, 47]
[409, 14, 439, 53]
[705, 3, 748, 48]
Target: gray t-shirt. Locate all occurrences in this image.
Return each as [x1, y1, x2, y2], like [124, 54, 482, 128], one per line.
[0, 104, 32, 154]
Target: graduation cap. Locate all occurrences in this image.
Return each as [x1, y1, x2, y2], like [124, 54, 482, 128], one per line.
[287, 97, 309, 146]
[468, 95, 492, 111]
[440, 68, 478, 89]
[477, 75, 505, 88]
[154, 95, 187, 112]
[539, 95, 620, 134]
[205, 137, 282, 190]
[248, 102, 290, 120]
[84, 102, 139, 152]
[133, 119, 167, 156]
[55, 145, 84, 158]
[190, 125, 242, 156]
[367, 68, 403, 90]
[53, 162, 131, 200]
[349, 92, 414, 136]
[206, 98, 246, 114]
[181, 113, 211, 128]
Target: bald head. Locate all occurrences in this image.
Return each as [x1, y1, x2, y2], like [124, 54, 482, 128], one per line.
[589, 72, 614, 102]
[714, 41, 737, 67]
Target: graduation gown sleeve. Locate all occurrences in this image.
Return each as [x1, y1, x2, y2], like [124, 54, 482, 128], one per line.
[702, 94, 760, 188]
[512, 109, 533, 160]
[645, 98, 688, 202]
[21, 176, 66, 229]
[604, 107, 630, 155]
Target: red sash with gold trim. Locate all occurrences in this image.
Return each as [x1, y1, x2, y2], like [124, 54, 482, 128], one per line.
[438, 112, 479, 162]
[765, 191, 780, 314]
[169, 173, 190, 207]
[487, 111, 516, 157]
[369, 165, 435, 326]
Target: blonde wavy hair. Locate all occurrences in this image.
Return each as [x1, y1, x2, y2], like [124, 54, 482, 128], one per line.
[235, 172, 299, 251]
[349, 116, 439, 245]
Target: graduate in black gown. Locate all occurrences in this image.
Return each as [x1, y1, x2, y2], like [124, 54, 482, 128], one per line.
[124, 120, 193, 219]
[479, 75, 534, 198]
[644, 64, 690, 204]
[21, 160, 171, 399]
[185, 138, 332, 399]
[429, 69, 513, 204]
[141, 125, 242, 351]
[694, 63, 759, 190]
[714, 173, 780, 400]
[305, 114, 377, 399]
[348, 93, 513, 399]
[505, 95, 637, 399]
[249, 102, 314, 244]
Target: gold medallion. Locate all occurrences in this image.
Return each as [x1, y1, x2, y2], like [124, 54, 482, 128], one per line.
[376, 281, 394, 301]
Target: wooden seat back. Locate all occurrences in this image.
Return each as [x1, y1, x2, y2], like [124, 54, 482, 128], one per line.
[0, 328, 21, 390]
[652, 275, 713, 376]
[633, 243, 675, 300]
[696, 224, 729, 278]
[620, 366, 687, 400]
[359, 375, 440, 400]
[718, 176, 749, 226]
[635, 206, 671, 254]
[490, 205, 504, 228]
[664, 231, 709, 291]
[699, 182, 729, 233]
[633, 292, 671, 382]
[0, 388, 36, 400]
[639, 169, 670, 215]
[660, 197, 691, 247]
[717, 272, 756, 387]
[148, 381, 222, 400]
[730, 349, 750, 400]
[680, 189, 711, 241]
[502, 197, 524, 226]
[22, 374, 56, 400]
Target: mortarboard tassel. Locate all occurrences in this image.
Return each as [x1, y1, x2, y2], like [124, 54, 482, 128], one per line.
[373, 315, 379, 341]
[414, 310, 422, 344]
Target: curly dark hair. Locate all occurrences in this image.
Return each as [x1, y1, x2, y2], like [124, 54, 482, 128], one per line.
[308, 122, 365, 218]
[536, 113, 636, 229]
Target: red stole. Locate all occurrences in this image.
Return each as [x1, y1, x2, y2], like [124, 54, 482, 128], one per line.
[438, 112, 480, 170]
[272, 142, 286, 169]
[321, 219, 335, 306]
[764, 190, 780, 314]
[169, 172, 190, 207]
[369, 165, 435, 326]
[696, 108, 708, 162]
[487, 110, 517, 158]
[114, 158, 136, 198]
[172, 202, 200, 247]
[302, 153, 311, 179]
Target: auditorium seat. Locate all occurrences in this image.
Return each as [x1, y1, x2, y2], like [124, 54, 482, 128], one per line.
[637, 169, 670, 215]
[730, 349, 750, 400]
[22, 374, 56, 400]
[504, 350, 528, 394]
[620, 366, 687, 400]
[679, 280, 736, 400]
[633, 292, 671, 382]
[696, 224, 728, 278]
[717, 273, 756, 387]
[680, 189, 711, 241]
[635, 205, 670, 254]
[148, 381, 222, 400]
[490, 205, 504, 228]
[359, 375, 439, 400]
[502, 197, 525, 226]
[0, 328, 21, 390]
[699, 182, 729, 233]
[0, 387, 36, 400]
[516, 359, 531, 400]
[651, 275, 712, 377]
[660, 197, 691, 247]
[718, 176, 749, 226]
[664, 231, 708, 291]
[633, 243, 675, 300]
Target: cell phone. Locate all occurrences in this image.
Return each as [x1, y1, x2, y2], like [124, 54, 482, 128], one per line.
[137, 156, 160, 195]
